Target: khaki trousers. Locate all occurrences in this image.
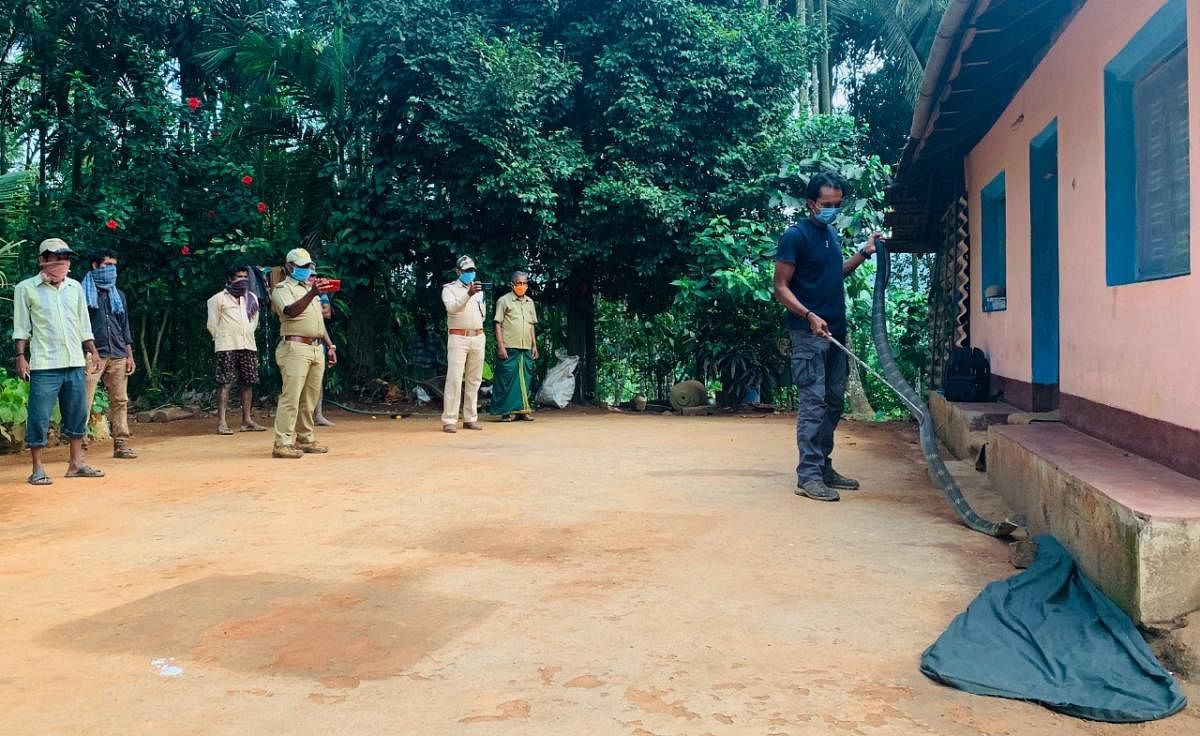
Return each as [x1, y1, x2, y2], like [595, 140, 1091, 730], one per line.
[274, 341, 325, 447]
[84, 357, 132, 439]
[442, 333, 486, 425]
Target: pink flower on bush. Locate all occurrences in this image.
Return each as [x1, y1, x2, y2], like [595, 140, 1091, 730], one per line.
[187, 97, 201, 111]
[241, 175, 254, 186]
[105, 219, 119, 231]
[181, 246, 191, 256]
[256, 202, 268, 214]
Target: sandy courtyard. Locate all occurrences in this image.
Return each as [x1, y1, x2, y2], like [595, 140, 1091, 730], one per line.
[0, 411, 1195, 735]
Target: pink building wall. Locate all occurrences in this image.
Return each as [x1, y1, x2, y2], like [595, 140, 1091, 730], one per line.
[965, 0, 1200, 434]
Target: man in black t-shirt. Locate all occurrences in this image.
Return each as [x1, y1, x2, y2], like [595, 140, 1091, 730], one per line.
[774, 172, 880, 502]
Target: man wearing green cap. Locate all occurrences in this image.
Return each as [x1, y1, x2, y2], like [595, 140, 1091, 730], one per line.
[269, 248, 336, 458]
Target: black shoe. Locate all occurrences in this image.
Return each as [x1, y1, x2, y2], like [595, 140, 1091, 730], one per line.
[796, 479, 840, 502]
[823, 465, 860, 490]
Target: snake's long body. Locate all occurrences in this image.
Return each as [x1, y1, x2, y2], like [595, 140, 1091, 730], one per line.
[847, 243, 1022, 538]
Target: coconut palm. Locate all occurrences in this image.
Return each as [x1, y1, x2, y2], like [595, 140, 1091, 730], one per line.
[830, 0, 948, 99]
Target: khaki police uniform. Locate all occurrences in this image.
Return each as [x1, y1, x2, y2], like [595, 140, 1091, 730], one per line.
[270, 277, 326, 448]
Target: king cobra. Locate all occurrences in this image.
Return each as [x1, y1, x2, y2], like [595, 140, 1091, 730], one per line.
[826, 242, 1023, 538]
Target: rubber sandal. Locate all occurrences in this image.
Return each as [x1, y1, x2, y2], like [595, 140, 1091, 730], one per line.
[65, 465, 105, 478]
[240, 423, 267, 432]
[28, 470, 52, 486]
[500, 415, 514, 422]
[217, 425, 234, 435]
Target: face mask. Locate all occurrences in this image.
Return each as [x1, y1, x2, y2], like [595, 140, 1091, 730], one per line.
[459, 271, 477, 285]
[91, 264, 117, 287]
[814, 207, 841, 225]
[226, 278, 249, 298]
[512, 284, 528, 297]
[41, 260, 70, 284]
[291, 266, 312, 282]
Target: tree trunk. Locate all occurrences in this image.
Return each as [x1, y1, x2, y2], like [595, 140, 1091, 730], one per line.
[566, 273, 597, 404]
[846, 332, 875, 420]
[806, 0, 818, 114]
[819, 0, 832, 114]
[345, 282, 379, 383]
[795, 0, 810, 114]
[37, 72, 46, 206]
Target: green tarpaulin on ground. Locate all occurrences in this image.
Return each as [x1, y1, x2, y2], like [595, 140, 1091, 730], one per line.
[920, 535, 1187, 723]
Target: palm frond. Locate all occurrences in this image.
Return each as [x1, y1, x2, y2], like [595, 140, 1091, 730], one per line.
[0, 169, 34, 233]
[0, 237, 26, 301]
[828, 0, 943, 99]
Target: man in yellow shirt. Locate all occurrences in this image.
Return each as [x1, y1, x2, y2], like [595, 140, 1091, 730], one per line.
[207, 264, 268, 435]
[269, 248, 336, 458]
[440, 255, 486, 433]
[491, 271, 539, 422]
[12, 238, 105, 484]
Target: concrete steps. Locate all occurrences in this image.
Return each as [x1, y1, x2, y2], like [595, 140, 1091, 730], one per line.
[988, 423, 1200, 625]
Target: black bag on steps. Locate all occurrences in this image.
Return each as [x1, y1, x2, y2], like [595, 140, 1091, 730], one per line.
[943, 347, 990, 402]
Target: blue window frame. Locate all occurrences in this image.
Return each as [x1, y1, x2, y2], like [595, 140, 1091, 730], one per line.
[1104, 0, 1191, 285]
[981, 172, 1008, 312]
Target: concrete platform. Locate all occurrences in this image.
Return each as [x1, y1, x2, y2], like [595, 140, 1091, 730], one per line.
[927, 391, 1019, 461]
[988, 423, 1200, 624]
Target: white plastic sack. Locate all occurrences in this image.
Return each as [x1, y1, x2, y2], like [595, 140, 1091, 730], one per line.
[536, 349, 580, 408]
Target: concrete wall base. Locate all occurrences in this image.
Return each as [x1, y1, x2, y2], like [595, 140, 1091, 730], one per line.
[927, 392, 1020, 461]
[988, 424, 1200, 624]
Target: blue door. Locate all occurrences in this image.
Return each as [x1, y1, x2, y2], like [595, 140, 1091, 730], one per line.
[1029, 120, 1060, 407]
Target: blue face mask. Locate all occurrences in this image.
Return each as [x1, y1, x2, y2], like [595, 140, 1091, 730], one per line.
[814, 207, 841, 225]
[459, 271, 477, 285]
[91, 264, 118, 287]
[291, 266, 312, 282]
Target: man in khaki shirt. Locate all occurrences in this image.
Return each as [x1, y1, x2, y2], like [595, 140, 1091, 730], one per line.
[440, 255, 486, 433]
[207, 264, 267, 435]
[269, 248, 337, 458]
[491, 271, 539, 421]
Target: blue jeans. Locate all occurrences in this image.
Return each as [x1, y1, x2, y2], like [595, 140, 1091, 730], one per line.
[790, 330, 848, 483]
[26, 367, 89, 448]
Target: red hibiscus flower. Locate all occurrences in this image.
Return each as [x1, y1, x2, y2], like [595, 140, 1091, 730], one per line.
[187, 97, 201, 111]
[181, 246, 191, 256]
[105, 219, 119, 231]
[241, 175, 254, 186]
[256, 202, 268, 214]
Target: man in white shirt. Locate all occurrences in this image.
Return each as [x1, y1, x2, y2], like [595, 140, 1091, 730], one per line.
[206, 264, 267, 435]
[440, 255, 486, 433]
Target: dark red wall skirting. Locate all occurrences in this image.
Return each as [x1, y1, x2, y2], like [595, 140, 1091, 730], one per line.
[990, 374, 1060, 413]
[1060, 394, 1200, 481]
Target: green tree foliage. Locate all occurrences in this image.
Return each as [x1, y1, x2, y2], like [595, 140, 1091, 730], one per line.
[830, 0, 947, 162]
[0, 0, 931, 418]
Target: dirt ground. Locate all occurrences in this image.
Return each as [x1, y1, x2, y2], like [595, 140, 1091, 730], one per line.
[0, 410, 1195, 735]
